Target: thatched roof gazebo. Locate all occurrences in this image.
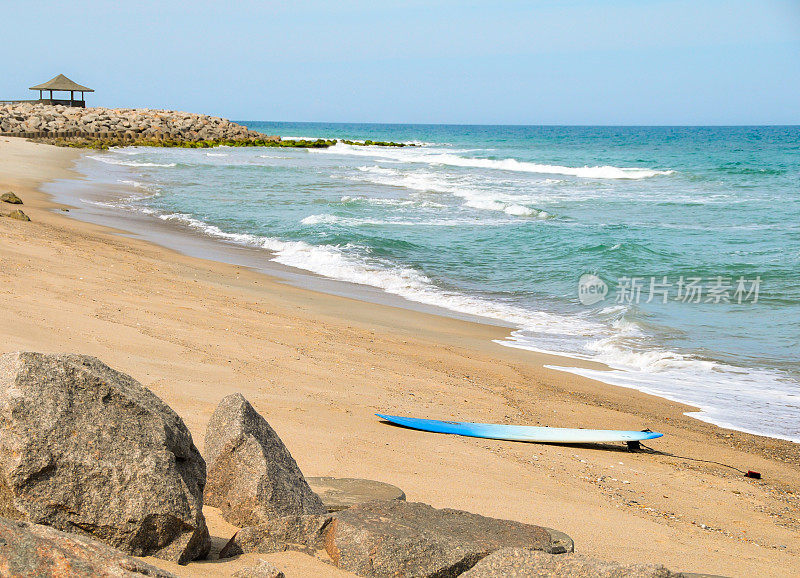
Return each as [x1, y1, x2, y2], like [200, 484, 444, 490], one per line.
[30, 74, 94, 107]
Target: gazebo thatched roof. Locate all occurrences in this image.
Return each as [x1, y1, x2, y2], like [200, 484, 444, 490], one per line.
[30, 74, 94, 92]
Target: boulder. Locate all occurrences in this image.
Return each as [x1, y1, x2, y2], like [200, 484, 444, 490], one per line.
[460, 548, 679, 577]
[0, 352, 211, 564]
[0, 516, 177, 577]
[233, 559, 286, 578]
[6, 209, 30, 222]
[221, 501, 573, 577]
[324, 501, 572, 577]
[1, 192, 22, 204]
[204, 393, 326, 527]
[219, 514, 334, 558]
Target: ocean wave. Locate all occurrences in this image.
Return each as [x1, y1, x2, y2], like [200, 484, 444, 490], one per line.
[316, 143, 674, 180]
[499, 329, 800, 443]
[103, 200, 799, 442]
[339, 195, 414, 207]
[300, 213, 499, 227]
[149, 211, 591, 338]
[301, 214, 419, 227]
[80, 198, 158, 215]
[350, 165, 552, 218]
[88, 155, 177, 168]
[464, 199, 550, 218]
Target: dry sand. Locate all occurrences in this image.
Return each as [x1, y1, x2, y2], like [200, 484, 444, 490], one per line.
[1, 137, 798, 577]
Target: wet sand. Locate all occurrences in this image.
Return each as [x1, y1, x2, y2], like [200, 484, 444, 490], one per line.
[1, 137, 798, 577]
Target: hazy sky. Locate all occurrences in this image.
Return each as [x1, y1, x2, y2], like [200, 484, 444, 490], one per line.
[3, 1, 799, 124]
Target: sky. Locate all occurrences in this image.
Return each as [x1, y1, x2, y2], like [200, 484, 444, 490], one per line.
[2, 1, 799, 125]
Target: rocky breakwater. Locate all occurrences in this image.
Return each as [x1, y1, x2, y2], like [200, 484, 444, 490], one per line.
[0, 102, 270, 144]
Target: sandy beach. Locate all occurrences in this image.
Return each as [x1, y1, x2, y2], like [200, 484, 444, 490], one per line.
[1, 137, 798, 576]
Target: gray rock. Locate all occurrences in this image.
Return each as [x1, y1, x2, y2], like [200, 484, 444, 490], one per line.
[1, 192, 22, 204]
[6, 209, 30, 222]
[461, 548, 679, 577]
[0, 516, 177, 577]
[306, 477, 406, 512]
[325, 501, 572, 577]
[221, 501, 573, 577]
[233, 559, 286, 578]
[203, 393, 326, 527]
[219, 514, 334, 558]
[0, 352, 211, 564]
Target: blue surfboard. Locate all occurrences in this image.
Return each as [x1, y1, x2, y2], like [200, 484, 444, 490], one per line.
[376, 414, 663, 444]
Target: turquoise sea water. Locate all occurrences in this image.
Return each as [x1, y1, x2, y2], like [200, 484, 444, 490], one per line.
[83, 124, 800, 441]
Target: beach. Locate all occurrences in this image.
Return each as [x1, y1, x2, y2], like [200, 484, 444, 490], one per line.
[1, 136, 798, 576]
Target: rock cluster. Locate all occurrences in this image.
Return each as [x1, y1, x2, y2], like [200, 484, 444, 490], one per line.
[0, 103, 264, 142]
[0, 355, 688, 577]
[219, 502, 572, 576]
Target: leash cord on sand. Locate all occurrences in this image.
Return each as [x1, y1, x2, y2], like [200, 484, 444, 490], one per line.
[639, 443, 747, 474]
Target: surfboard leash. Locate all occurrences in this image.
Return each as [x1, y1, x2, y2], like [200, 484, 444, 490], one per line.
[638, 442, 761, 479]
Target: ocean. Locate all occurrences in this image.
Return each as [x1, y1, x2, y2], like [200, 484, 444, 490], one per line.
[74, 123, 800, 442]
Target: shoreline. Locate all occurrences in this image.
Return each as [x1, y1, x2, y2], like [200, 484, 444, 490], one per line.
[55, 144, 799, 444]
[1, 137, 799, 576]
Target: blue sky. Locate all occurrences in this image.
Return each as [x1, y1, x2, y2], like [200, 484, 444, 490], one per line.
[3, 1, 799, 124]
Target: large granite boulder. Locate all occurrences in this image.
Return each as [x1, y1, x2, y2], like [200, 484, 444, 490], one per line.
[460, 548, 679, 577]
[204, 393, 326, 526]
[220, 500, 572, 577]
[0, 516, 177, 577]
[325, 501, 572, 577]
[0, 352, 211, 564]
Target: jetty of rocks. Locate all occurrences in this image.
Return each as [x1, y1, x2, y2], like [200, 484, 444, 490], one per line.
[0, 102, 268, 143]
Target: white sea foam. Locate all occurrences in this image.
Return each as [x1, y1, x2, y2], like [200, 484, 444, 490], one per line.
[300, 213, 495, 227]
[88, 155, 177, 168]
[75, 199, 800, 442]
[117, 179, 161, 196]
[499, 328, 800, 443]
[80, 198, 158, 215]
[349, 165, 551, 218]
[315, 143, 674, 180]
[339, 195, 416, 207]
[80, 144, 796, 443]
[150, 212, 590, 339]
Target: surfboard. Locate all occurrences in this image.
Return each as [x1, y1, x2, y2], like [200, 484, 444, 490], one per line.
[376, 414, 663, 444]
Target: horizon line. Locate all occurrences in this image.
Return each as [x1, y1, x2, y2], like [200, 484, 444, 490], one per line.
[235, 120, 800, 128]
